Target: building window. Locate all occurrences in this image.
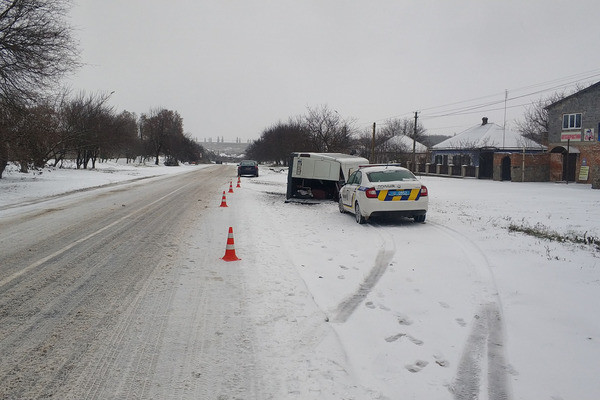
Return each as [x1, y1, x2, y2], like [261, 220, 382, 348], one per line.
[562, 113, 582, 130]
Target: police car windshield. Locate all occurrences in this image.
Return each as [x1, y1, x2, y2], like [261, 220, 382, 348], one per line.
[367, 170, 416, 182]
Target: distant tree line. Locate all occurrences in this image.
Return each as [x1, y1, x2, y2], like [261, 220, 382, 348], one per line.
[245, 105, 355, 165]
[0, 0, 206, 179]
[246, 105, 428, 165]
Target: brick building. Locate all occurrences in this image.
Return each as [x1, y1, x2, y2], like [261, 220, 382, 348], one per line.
[545, 81, 600, 188]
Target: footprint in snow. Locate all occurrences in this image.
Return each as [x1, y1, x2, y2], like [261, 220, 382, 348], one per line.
[385, 333, 405, 342]
[365, 301, 376, 309]
[434, 353, 449, 367]
[384, 333, 423, 346]
[406, 360, 429, 373]
[456, 318, 467, 327]
[397, 314, 413, 326]
[407, 335, 424, 346]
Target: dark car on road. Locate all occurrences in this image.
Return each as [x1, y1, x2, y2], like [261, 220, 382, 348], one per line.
[238, 160, 259, 177]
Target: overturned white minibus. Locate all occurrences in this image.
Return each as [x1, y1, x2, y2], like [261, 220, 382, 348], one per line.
[286, 152, 369, 201]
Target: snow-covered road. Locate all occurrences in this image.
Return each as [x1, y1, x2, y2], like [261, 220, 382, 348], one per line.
[1, 162, 599, 399]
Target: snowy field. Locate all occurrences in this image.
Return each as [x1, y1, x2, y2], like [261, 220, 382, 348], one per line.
[1, 161, 599, 399]
[0, 161, 207, 209]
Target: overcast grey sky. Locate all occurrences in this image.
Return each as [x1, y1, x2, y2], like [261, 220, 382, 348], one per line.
[66, 0, 600, 142]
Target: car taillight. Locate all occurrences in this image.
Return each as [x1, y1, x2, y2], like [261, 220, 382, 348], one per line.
[420, 185, 428, 196]
[365, 188, 378, 198]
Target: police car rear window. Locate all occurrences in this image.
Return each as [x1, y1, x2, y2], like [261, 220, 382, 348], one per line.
[367, 170, 416, 182]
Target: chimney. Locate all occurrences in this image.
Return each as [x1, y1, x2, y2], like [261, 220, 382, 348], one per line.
[482, 117, 488, 125]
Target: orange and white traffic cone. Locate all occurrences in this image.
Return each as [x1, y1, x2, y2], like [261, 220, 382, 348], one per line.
[219, 191, 228, 207]
[222, 227, 240, 261]
[228, 181, 234, 193]
[236, 176, 241, 188]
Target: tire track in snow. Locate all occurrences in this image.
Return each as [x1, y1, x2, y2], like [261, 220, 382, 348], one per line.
[449, 302, 510, 400]
[329, 227, 396, 323]
[428, 222, 512, 400]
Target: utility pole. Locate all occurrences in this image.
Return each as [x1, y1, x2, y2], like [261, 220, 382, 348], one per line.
[412, 111, 419, 172]
[371, 122, 376, 162]
[503, 89, 508, 149]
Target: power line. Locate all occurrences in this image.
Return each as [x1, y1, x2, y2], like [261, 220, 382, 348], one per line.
[367, 68, 600, 125]
[420, 74, 600, 122]
[422, 68, 600, 116]
[422, 101, 536, 120]
[506, 67, 600, 94]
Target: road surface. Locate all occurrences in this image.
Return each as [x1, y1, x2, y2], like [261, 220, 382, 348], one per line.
[0, 165, 268, 399]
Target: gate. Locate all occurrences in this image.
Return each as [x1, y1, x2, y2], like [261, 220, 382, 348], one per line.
[501, 156, 511, 181]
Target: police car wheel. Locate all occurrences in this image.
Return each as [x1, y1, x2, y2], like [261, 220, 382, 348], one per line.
[338, 197, 346, 213]
[355, 202, 366, 224]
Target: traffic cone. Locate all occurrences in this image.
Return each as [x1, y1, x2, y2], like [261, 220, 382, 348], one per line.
[228, 181, 234, 193]
[222, 227, 240, 261]
[236, 176, 241, 188]
[219, 191, 228, 207]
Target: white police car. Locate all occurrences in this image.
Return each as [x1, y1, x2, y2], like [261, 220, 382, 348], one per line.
[338, 165, 428, 224]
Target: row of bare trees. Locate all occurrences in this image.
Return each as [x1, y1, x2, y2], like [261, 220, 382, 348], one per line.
[140, 108, 206, 166]
[246, 105, 427, 165]
[0, 91, 206, 178]
[0, 0, 205, 179]
[245, 105, 355, 165]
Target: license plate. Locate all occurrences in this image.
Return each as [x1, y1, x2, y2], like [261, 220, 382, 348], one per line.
[388, 190, 410, 196]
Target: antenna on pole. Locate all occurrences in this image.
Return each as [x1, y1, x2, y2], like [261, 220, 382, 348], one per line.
[502, 89, 508, 149]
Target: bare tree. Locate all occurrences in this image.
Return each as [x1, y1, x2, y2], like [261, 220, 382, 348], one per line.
[108, 111, 140, 163]
[247, 106, 356, 164]
[0, 0, 78, 102]
[354, 118, 426, 163]
[14, 101, 61, 172]
[515, 92, 565, 144]
[246, 120, 313, 165]
[303, 105, 355, 153]
[60, 92, 114, 169]
[140, 108, 184, 165]
[0, 0, 79, 178]
[380, 117, 426, 141]
[0, 105, 24, 176]
[170, 133, 206, 164]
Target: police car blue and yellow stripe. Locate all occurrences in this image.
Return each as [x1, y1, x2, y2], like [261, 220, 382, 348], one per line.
[358, 187, 421, 201]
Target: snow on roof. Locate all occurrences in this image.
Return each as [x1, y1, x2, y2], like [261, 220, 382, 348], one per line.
[384, 135, 428, 153]
[432, 119, 546, 151]
[295, 152, 369, 162]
